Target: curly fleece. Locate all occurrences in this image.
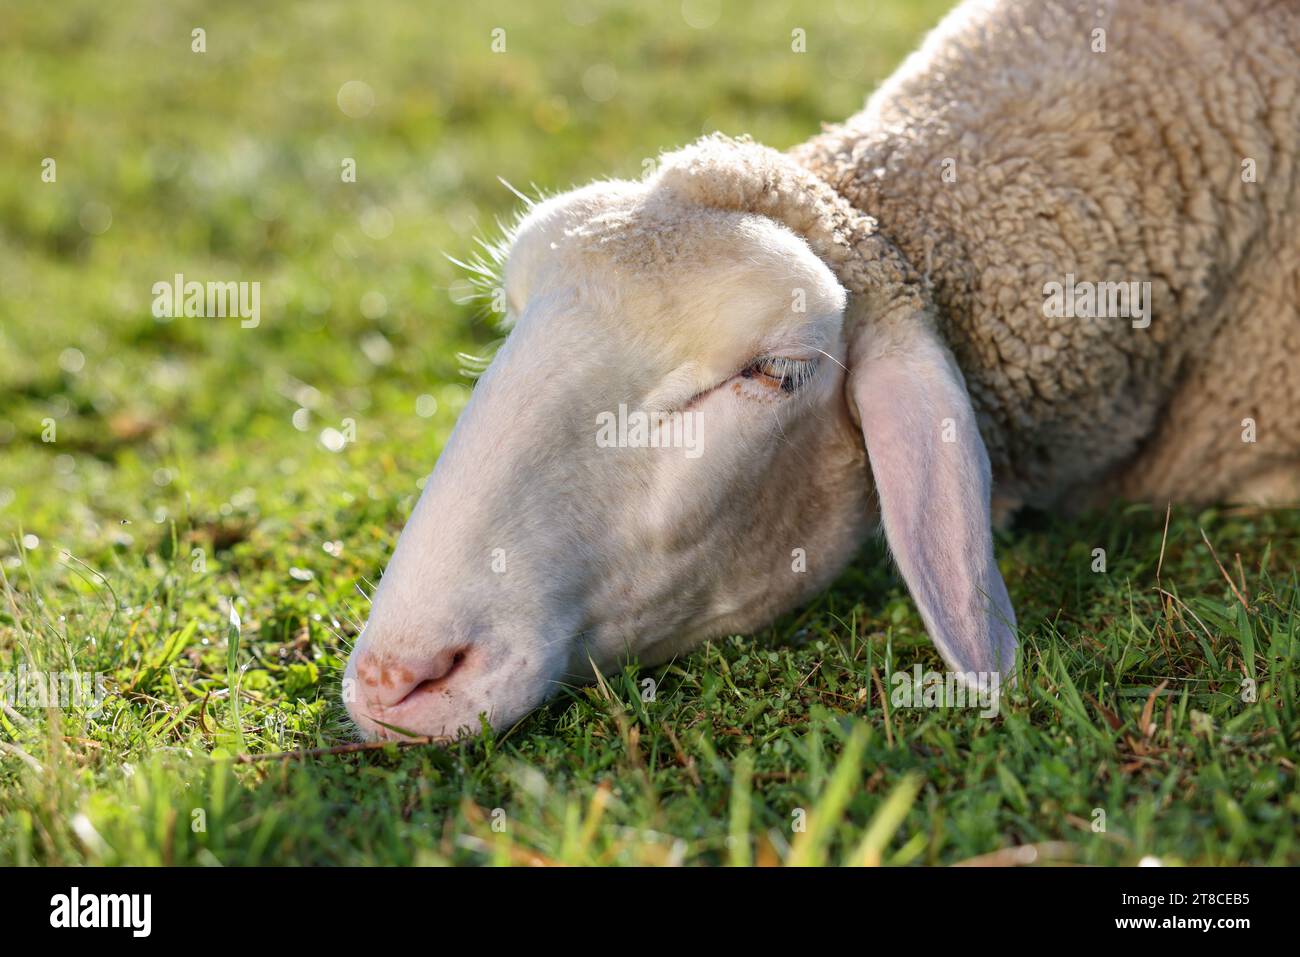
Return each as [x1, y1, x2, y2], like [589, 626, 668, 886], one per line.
[655, 0, 1300, 511]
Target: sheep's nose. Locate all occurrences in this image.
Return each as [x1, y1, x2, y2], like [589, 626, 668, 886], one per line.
[351, 645, 470, 709]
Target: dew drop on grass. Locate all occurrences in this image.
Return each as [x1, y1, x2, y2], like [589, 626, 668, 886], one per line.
[320, 427, 346, 452]
[59, 347, 86, 373]
[79, 200, 113, 235]
[336, 80, 375, 118]
[360, 332, 393, 365]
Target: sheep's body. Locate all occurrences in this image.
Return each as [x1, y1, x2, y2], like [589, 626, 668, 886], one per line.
[792, 0, 1300, 511]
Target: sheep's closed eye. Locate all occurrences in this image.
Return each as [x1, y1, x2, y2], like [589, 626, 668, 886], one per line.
[738, 355, 821, 394]
[677, 355, 821, 411]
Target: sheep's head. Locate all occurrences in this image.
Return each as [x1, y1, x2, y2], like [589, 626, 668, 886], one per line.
[344, 136, 1016, 741]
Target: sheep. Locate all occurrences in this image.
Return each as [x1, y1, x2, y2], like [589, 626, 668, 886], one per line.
[343, 0, 1300, 740]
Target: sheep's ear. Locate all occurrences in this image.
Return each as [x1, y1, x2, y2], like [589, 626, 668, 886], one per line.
[849, 319, 1017, 678]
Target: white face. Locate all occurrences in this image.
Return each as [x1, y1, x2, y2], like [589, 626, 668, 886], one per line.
[342, 180, 876, 740]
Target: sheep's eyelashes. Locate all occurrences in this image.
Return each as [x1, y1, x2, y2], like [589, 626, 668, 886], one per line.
[681, 355, 820, 409]
[739, 356, 820, 394]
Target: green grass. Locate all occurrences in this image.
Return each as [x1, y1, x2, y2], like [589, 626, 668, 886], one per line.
[1, 0, 1297, 866]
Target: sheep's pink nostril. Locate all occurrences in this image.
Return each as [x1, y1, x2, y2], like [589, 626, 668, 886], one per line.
[397, 648, 470, 706]
[354, 646, 470, 709]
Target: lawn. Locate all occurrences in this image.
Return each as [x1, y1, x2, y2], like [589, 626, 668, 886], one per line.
[1, 0, 1297, 866]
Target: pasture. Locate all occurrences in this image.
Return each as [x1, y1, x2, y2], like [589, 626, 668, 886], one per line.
[0, 0, 1296, 865]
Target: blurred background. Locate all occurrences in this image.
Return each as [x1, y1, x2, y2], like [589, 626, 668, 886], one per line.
[0, 0, 951, 558]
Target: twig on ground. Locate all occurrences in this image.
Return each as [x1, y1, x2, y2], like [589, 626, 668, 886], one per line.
[0, 739, 44, 773]
[1155, 502, 1172, 583]
[1200, 528, 1250, 610]
[952, 841, 1080, 866]
[234, 736, 447, 763]
[1, 700, 33, 728]
[869, 666, 894, 748]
